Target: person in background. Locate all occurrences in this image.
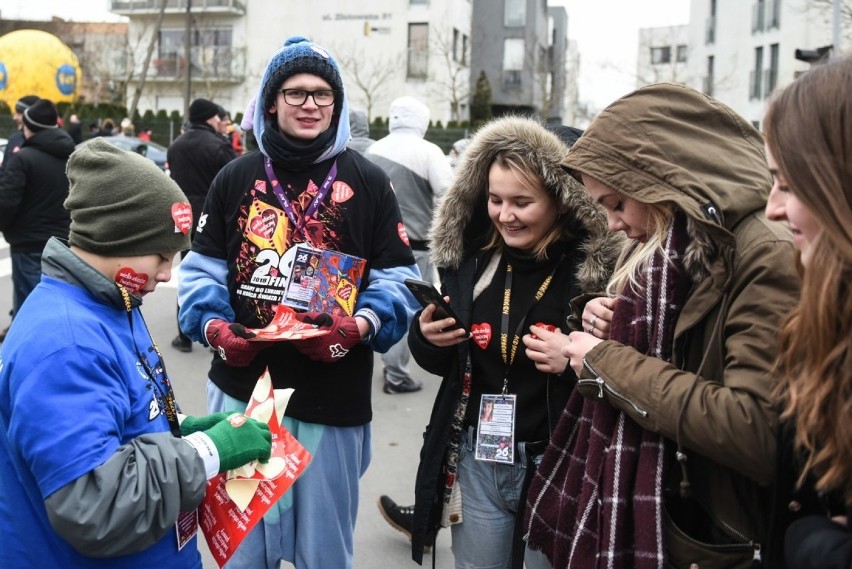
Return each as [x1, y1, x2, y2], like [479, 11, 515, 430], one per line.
[215, 106, 232, 139]
[447, 137, 471, 170]
[366, 96, 454, 394]
[1, 95, 39, 172]
[0, 99, 75, 342]
[93, 118, 115, 138]
[176, 36, 420, 569]
[0, 138, 271, 568]
[524, 83, 800, 569]
[402, 116, 620, 568]
[65, 114, 84, 144]
[138, 127, 153, 142]
[0, 94, 38, 342]
[168, 98, 238, 352]
[761, 56, 852, 569]
[347, 108, 375, 153]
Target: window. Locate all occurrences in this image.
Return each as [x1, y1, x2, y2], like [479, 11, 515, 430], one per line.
[157, 27, 233, 78]
[504, 0, 526, 27]
[407, 23, 429, 79]
[765, 43, 779, 97]
[462, 34, 469, 66]
[750, 46, 764, 100]
[767, 0, 781, 29]
[703, 55, 714, 96]
[706, 0, 717, 44]
[676, 45, 688, 63]
[752, 0, 765, 33]
[651, 46, 671, 65]
[453, 28, 460, 62]
[503, 38, 525, 87]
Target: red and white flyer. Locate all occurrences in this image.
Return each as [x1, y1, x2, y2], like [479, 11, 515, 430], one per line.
[199, 370, 312, 568]
[244, 303, 330, 342]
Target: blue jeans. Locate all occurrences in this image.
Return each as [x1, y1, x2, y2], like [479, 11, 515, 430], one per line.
[207, 380, 372, 569]
[450, 429, 551, 569]
[11, 250, 42, 317]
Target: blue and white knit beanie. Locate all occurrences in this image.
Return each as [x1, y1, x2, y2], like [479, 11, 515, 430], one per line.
[252, 36, 351, 160]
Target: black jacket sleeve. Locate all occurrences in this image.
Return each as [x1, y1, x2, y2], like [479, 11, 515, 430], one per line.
[785, 515, 852, 569]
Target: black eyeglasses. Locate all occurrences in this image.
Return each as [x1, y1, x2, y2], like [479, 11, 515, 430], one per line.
[278, 88, 337, 107]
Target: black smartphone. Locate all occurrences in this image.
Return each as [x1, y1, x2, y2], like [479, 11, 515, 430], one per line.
[404, 278, 467, 334]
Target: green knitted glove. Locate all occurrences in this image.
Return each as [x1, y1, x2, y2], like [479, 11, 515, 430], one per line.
[179, 412, 233, 436]
[204, 414, 272, 473]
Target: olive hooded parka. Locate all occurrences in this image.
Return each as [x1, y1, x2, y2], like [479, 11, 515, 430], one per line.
[562, 83, 800, 566]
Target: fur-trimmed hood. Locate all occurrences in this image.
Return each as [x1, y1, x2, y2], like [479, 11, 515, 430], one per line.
[563, 83, 772, 283]
[429, 116, 623, 292]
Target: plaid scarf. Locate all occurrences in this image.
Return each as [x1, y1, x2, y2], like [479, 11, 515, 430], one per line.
[524, 213, 690, 569]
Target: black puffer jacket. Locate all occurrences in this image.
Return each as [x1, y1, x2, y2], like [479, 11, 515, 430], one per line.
[408, 116, 623, 563]
[0, 128, 75, 251]
[166, 123, 237, 230]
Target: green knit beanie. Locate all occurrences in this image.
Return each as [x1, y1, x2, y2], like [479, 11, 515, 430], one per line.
[64, 138, 193, 256]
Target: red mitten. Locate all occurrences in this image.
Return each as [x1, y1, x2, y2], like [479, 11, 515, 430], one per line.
[205, 319, 266, 367]
[293, 312, 361, 363]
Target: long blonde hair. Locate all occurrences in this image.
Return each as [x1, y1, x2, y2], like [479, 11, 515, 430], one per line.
[764, 56, 852, 504]
[606, 203, 674, 297]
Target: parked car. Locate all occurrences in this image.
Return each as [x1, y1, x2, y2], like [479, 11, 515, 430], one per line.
[77, 136, 168, 171]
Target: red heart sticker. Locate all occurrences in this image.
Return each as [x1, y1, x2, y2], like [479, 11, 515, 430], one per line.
[471, 323, 492, 350]
[249, 209, 278, 239]
[115, 267, 149, 293]
[397, 223, 410, 246]
[171, 203, 193, 235]
[338, 282, 353, 301]
[332, 181, 355, 203]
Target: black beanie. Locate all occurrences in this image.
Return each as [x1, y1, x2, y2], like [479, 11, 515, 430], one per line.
[189, 98, 220, 124]
[22, 99, 58, 132]
[64, 139, 192, 256]
[15, 95, 39, 114]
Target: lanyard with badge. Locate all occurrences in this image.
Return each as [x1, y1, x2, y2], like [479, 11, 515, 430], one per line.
[474, 257, 561, 464]
[119, 285, 197, 549]
[264, 156, 338, 247]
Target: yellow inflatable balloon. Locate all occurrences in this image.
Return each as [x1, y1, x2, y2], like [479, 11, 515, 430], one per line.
[0, 29, 81, 109]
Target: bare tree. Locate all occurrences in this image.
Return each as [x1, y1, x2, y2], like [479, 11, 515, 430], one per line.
[333, 41, 402, 121]
[429, 25, 470, 123]
[128, 0, 168, 120]
[801, 0, 852, 47]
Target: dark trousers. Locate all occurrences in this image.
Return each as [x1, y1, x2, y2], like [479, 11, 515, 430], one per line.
[11, 249, 42, 317]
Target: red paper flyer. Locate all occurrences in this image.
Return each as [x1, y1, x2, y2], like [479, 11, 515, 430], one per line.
[199, 371, 312, 568]
[244, 303, 331, 342]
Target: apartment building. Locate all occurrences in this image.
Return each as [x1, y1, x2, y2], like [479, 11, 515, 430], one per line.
[636, 25, 691, 88]
[110, 0, 571, 124]
[469, 0, 568, 121]
[686, 0, 845, 128]
[110, 0, 474, 123]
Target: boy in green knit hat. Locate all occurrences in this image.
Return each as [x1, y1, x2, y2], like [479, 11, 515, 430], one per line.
[0, 138, 272, 568]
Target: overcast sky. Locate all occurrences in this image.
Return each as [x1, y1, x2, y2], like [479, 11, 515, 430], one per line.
[2, 0, 690, 110]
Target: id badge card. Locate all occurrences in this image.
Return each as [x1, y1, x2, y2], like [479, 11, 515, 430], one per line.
[175, 509, 198, 550]
[474, 394, 517, 463]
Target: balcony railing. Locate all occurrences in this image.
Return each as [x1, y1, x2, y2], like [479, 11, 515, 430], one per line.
[110, 0, 246, 15]
[749, 69, 763, 100]
[763, 67, 778, 98]
[702, 75, 714, 97]
[504, 70, 522, 89]
[144, 45, 246, 82]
